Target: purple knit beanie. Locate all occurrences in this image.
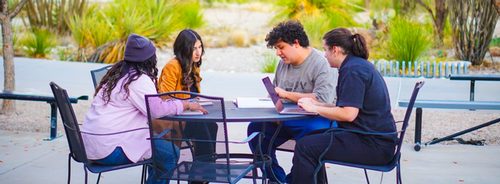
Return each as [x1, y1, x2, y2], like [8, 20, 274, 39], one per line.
[123, 33, 156, 62]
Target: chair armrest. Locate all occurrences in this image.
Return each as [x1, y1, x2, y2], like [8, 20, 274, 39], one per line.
[324, 127, 400, 136]
[154, 128, 174, 139]
[238, 132, 261, 144]
[80, 127, 149, 136]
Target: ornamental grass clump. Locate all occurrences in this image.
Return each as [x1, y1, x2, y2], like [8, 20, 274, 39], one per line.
[21, 28, 58, 59]
[179, 2, 205, 29]
[258, 54, 279, 73]
[384, 17, 431, 73]
[70, 0, 192, 63]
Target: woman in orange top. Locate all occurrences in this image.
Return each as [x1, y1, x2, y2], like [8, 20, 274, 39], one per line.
[158, 29, 218, 175]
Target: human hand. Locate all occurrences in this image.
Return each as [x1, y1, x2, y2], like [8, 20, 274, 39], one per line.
[275, 87, 288, 99]
[188, 102, 209, 114]
[298, 97, 317, 113]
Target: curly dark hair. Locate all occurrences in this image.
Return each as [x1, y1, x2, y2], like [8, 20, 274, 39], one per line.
[265, 19, 309, 49]
[95, 54, 159, 104]
[173, 29, 204, 91]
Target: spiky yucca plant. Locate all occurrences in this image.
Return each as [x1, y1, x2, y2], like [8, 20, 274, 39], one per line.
[74, 0, 187, 63]
[258, 54, 280, 73]
[21, 28, 58, 58]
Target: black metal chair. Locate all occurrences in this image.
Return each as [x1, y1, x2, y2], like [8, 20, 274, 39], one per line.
[50, 82, 152, 184]
[90, 65, 112, 89]
[312, 81, 425, 184]
[145, 91, 269, 184]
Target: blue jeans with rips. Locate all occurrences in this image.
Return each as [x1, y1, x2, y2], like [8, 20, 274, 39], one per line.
[93, 139, 179, 184]
[247, 116, 335, 183]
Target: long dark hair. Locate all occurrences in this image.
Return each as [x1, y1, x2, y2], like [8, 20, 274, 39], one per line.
[95, 54, 159, 104]
[322, 28, 369, 59]
[173, 29, 204, 91]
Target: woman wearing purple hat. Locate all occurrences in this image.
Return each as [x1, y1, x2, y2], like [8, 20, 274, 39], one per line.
[82, 33, 208, 184]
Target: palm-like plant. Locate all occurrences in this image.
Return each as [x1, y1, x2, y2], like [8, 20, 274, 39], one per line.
[21, 28, 58, 58]
[75, 0, 187, 63]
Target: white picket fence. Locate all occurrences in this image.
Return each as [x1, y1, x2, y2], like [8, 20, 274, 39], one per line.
[371, 60, 469, 78]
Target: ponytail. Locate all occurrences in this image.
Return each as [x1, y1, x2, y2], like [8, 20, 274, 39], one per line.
[351, 34, 369, 59]
[323, 28, 369, 59]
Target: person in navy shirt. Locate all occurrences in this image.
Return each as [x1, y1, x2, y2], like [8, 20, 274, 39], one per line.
[293, 28, 397, 183]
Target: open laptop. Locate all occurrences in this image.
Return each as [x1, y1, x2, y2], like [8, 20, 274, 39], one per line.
[262, 77, 318, 115]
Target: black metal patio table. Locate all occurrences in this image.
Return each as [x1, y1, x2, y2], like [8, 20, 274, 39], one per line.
[159, 101, 318, 183]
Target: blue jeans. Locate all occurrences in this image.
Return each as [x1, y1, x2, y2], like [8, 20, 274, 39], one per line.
[94, 140, 179, 184]
[247, 117, 336, 183]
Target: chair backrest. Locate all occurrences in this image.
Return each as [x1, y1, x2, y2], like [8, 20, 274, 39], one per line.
[396, 81, 425, 154]
[90, 65, 112, 89]
[50, 82, 88, 163]
[145, 91, 233, 181]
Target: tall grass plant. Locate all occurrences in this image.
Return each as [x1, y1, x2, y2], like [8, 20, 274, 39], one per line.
[258, 54, 280, 73]
[179, 3, 205, 29]
[273, 0, 358, 28]
[384, 17, 431, 72]
[70, 0, 190, 63]
[301, 15, 330, 50]
[21, 28, 58, 58]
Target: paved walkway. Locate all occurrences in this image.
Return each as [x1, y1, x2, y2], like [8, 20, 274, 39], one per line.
[0, 58, 500, 183]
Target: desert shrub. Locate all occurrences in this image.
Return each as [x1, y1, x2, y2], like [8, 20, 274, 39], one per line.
[20, 28, 58, 58]
[67, 5, 100, 61]
[24, 0, 86, 34]
[56, 46, 78, 61]
[258, 54, 280, 73]
[490, 36, 500, 47]
[384, 17, 431, 70]
[273, 0, 359, 28]
[301, 15, 330, 50]
[73, 0, 186, 63]
[230, 30, 247, 47]
[179, 2, 205, 29]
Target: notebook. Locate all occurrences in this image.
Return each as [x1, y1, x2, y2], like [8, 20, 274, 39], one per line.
[234, 97, 274, 108]
[262, 76, 318, 115]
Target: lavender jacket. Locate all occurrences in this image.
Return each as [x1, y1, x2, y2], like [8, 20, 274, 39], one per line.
[82, 73, 183, 163]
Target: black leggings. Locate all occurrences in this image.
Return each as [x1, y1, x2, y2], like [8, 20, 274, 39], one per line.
[183, 121, 218, 162]
[292, 130, 395, 184]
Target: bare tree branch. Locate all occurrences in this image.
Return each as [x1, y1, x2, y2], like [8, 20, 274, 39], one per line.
[8, 0, 28, 19]
[0, 0, 8, 15]
[494, 0, 500, 14]
[416, 0, 435, 20]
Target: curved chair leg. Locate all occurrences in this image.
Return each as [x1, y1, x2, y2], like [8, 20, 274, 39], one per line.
[141, 165, 147, 184]
[397, 165, 402, 184]
[363, 169, 370, 184]
[67, 154, 72, 184]
[252, 167, 257, 184]
[96, 173, 102, 184]
[313, 162, 324, 184]
[84, 165, 88, 184]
